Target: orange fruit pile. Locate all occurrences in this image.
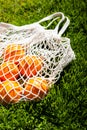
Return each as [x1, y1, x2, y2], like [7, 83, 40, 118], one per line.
[0, 43, 49, 104]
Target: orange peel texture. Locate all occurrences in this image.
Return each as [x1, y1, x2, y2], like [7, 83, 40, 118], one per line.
[0, 80, 23, 104]
[18, 55, 43, 77]
[3, 44, 25, 64]
[24, 77, 48, 100]
[0, 61, 19, 81]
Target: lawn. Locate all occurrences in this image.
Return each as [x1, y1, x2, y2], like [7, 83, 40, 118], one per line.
[0, 0, 87, 130]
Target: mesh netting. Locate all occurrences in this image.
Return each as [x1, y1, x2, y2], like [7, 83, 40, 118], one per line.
[0, 12, 75, 104]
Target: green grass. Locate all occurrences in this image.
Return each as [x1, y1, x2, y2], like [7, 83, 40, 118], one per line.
[0, 0, 87, 129]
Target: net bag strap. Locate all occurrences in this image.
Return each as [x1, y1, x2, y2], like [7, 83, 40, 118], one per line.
[55, 16, 70, 37]
[38, 12, 70, 37]
[38, 12, 65, 29]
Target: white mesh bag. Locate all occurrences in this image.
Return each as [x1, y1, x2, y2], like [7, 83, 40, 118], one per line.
[0, 12, 75, 104]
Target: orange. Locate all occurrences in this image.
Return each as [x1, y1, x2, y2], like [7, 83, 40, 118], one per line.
[3, 44, 25, 64]
[18, 55, 43, 77]
[0, 80, 23, 104]
[0, 61, 19, 81]
[24, 77, 48, 100]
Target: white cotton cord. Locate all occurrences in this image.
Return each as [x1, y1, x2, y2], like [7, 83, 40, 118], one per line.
[38, 12, 65, 29]
[56, 17, 70, 37]
[44, 17, 60, 29]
